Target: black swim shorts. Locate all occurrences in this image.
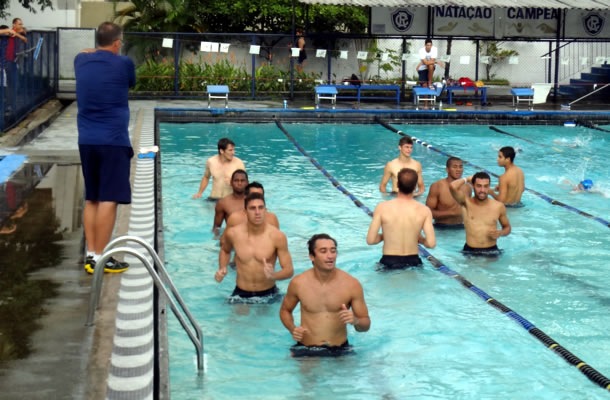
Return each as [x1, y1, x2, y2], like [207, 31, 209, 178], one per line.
[79, 145, 134, 204]
[378, 254, 423, 270]
[462, 243, 503, 256]
[434, 222, 465, 230]
[505, 202, 525, 208]
[290, 340, 353, 358]
[228, 285, 281, 304]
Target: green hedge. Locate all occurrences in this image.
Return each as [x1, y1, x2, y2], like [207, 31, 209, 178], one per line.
[134, 59, 322, 93]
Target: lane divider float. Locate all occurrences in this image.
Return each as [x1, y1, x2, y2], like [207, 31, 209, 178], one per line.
[375, 117, 610, 229]
[275, 118, 610, 392]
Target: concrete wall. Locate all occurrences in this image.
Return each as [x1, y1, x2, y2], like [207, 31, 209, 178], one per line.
[5, 0, 78, 29]
[80, 1, 132, 29]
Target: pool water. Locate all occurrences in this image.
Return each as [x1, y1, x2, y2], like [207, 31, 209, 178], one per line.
[160, 122, 610, 399]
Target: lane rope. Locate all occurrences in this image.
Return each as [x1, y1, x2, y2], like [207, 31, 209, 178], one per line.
[375, 118, 610, 229]
[275, 118, 610, 391]
[489, 126, 551, 147]
[576, 120, 610, 133]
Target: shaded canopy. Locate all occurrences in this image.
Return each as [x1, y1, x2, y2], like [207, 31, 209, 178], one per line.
[298, 0, 610, 10]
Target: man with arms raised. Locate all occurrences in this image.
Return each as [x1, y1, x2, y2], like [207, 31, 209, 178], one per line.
[215, 192, 293, 302]
[368, 168, 435, 269]
[280, 234, 370, 357]
[192, 138, 245, 201]
[213, 169, 248, 236]
[379, 137, 424, 196]
[426, 157, 471, 228]
[450, 172, 511, 256]
[490, 146, 525, 206]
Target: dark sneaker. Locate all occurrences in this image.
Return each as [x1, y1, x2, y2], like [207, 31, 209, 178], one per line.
[84, 257, 129, 274]
[84, 256, 95, 274]
[104, 257, 129, 273]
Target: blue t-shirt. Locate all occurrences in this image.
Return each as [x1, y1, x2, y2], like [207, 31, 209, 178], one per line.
[75, 50, 135, 147]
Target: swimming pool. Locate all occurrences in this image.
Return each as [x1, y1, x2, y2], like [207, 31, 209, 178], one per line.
[160, 121, 610, 399]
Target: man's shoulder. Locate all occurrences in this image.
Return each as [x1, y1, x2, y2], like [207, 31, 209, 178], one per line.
[430, 178, 445, 190]
[334, 269, 362, 289]
[291, 269, 313, 286]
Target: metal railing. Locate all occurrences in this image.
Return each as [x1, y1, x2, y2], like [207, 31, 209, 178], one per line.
[86, 235, 204, 372]
[543, 40, 610, 84]
[0, 30, 57, 132]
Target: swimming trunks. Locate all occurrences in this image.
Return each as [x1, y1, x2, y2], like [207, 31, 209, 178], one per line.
[228, 285, 281, 304]
[505, 202, 525, 208]
[434, 222, 465, 230]
[79, 145, 133, 204]
[378, 255, 423, 270]
[290, 340, 353, 358]
[461, 243, 503, 256]
[206, 197, 220, 202]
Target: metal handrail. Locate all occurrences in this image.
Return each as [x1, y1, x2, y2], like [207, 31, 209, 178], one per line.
[568, 82, 610, 106]
[540, 39, 575, 58]
[86, 236, 204, 372]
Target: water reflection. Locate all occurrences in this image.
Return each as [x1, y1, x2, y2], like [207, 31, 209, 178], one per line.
[0, 163, 83, 362]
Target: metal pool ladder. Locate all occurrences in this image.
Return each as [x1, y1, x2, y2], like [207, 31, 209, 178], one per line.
[86, 235, 204, 372]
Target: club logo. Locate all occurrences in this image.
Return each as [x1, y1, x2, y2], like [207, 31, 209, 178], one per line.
[583, 12, 604, 36]
[391, 9, 414, 33]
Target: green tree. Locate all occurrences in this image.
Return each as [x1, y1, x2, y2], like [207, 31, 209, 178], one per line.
[477, 40, 519, 81]
[0, 0, 52, 19]
[116, 0, 368, 34]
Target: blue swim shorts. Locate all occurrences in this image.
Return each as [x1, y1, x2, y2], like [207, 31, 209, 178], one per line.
[79, 145, 133, 204]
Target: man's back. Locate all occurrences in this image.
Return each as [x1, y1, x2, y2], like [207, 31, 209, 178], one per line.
[378, 197, 429, 255]
[75, 50, 135, 146]
[503, 165, 525, 203]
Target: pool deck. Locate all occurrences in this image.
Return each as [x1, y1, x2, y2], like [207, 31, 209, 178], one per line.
[1, 96, 610, 399]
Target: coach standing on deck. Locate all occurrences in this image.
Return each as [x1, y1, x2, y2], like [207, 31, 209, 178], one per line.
[75, 22, 135, 274]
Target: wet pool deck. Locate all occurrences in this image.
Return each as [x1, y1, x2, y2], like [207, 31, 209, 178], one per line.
[1, 95, 610, 400]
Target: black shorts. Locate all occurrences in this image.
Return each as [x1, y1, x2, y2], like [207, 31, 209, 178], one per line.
[418, 68, 434, 82]
[434, 222, 465, 230]
[228, 285, 281, 304]
[378, 255, 423, 270]
[290, 340, 353, 358]
[462, 243, 503, 256]
[505, 201, 525, 208]
[79, 145, 133, 204]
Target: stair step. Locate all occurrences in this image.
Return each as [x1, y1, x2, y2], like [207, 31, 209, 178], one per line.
[591, 67, 610, 76]
[581, 73, 608, 82]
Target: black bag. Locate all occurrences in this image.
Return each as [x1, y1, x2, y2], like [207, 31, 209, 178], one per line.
[343, 74, 362, 86]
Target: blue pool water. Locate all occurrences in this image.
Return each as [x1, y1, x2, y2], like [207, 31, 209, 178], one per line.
[160, 122, 610, 399]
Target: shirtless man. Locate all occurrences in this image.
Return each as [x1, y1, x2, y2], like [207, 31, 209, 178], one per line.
[490, 146, 525, 206]
[368, 168, 435, 269]
[280, 233, 370, 356]
[213, 169, 248, 235]
[224, 182, 279, 229]
[215, 192, 293, 302]
[380, 136, 424, 196]
[192, 138, 246, 201]
[450, 172, 511, 256]
[426, 157, 471, 228]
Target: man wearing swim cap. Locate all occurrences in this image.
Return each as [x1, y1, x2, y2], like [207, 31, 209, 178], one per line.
[280, 233, 370, 357]
[490, 146, 525, 207]
[450, 172, 511, 256]
[578, 179, 594, 191]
